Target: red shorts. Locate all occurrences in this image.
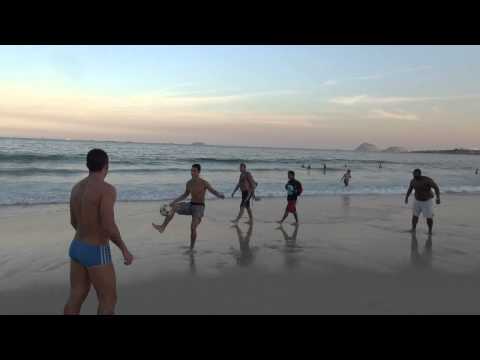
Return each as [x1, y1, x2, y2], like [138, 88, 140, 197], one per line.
[286, 200, 297, 213]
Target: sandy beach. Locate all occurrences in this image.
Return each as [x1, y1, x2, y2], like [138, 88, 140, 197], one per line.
[1, 194, 480, 314]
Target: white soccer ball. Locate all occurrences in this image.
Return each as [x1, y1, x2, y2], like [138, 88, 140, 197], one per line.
[160, 204, 172, 217]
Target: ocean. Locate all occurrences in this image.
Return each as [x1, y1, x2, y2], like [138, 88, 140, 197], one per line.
[0, 137, 479, 206]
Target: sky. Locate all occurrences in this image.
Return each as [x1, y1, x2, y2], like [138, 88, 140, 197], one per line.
[0, 45, 479, 150]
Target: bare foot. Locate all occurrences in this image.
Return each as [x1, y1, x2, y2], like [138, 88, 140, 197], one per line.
[152, 223, 165, 233]
[231, 219, 239, 223]
[276, 220, 283, 224]
[244, 220, 253, 225]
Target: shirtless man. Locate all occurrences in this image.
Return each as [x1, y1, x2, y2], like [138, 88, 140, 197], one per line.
[405, 168, 441, 235]
[231, 163, 257, 224]
[152, 164, 225, 250]
[64, 149, 134, 315]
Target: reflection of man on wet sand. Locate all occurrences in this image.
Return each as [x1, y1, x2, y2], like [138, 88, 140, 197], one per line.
[277, 223, 300, 247]
[410, 232, 432, 269]
[232, 223, 254, 267]
[277, 223, 300, 269]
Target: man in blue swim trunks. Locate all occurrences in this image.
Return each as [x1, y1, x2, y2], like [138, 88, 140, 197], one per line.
[64, 149, 134, 315]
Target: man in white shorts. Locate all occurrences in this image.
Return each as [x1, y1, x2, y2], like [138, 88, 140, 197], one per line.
[405, 168, 441, 235]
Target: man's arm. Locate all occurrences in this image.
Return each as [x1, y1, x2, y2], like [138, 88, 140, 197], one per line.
[100, 185, 133, 265]
[231, 182, 240, 197]
[69, 190, 77, 230]
[405, 181, 414, 204]
[430, 179, 441, 203]
[206, 181, 225, 199]
[170, 184, 190, 206]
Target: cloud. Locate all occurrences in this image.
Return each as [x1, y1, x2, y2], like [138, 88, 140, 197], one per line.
[321, 80, 337, 86]
[350, 65, 432, 82]
[368, 109, 418, 121]
[330, 93, 480, 106]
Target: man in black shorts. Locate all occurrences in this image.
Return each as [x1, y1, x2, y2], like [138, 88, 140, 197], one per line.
[231, 163, 257, 224]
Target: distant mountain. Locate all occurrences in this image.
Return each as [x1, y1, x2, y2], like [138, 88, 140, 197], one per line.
[411, 148, 480, 155]
[191, 142, 206, 146]
[354, 143, 379, 152]
[382, 146, 408, 153]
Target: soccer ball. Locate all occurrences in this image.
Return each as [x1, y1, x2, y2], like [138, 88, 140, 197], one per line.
[160, 204, 172, 217]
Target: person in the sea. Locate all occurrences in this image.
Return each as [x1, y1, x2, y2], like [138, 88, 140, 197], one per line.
[379, 161, 383, 169]
[323, 163, 327, 173]
[152, 164, 225, 250]
[405, 168, 441, 235]
[64, 149, 134, 315]
[231, 163, 257, 224]
[278, 170, 303, 224]
[476, 168, 479, 175]
[341, 169, 352, 187]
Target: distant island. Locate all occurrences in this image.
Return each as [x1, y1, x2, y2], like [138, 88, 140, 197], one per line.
[354, 143, 408, 153]
[354, 143, 379, 152]
[354, 143, 480, 155]
[191, 142, 206, 146]
[411, 148, 480, 155]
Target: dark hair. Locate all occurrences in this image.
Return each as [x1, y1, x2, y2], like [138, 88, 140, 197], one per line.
[413, 168, 422, 175]
[288, 170, 295, 177]
[240, 163, 246, 168]
[192, 164, 201, 172]
[86, 149, 109, 172]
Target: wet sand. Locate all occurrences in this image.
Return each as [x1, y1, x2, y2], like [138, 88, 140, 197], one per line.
[1, 194, 480, 314]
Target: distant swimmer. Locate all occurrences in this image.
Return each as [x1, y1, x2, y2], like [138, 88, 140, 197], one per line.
[231, 163, 257, 224]
[476, 168, 479, 175]
[278, 170, 303, 224]
[405, 168, 440, 235]
[341, 169, 352, 187]
[64, 149, 134, 315]
[307, 164, 311, 170]
[323, 163, 327, 172]
[379, 161, 383, 169]
[152, 164, 225, 250]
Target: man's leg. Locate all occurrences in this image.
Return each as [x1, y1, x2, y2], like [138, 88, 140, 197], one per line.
[293, 211, 299, 224]
[64, 260, 91, 315]
[426, 218, 433, 235]
[190, 217, 202, 250]
[88, 264, 117, 315]
[153, 204, 178, 232]
[246, 207, 253, 224]
[278, 208, 289, 224]
[411, 215, 419, 232]
[232, 207, 245, 223]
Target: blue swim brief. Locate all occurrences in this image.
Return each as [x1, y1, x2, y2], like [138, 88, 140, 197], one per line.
[69, 239, 112, 268]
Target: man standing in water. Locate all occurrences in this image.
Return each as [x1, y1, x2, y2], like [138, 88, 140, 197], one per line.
[64, 149, 134, 315]
[405, 168, 441, 235]
[341, 169, 352, 187]
[231, 163, 257, 224]
[152, 164, 225, 250]
[278, 170, 303, 224]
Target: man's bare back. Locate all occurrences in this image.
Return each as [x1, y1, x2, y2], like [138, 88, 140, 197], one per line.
[70, 177, 114, 246]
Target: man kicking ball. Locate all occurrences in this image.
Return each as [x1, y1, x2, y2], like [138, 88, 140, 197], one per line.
[405, 168, 441, 235]
[152, 164, 225, 250]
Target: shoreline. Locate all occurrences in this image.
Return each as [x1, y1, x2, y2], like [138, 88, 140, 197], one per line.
[1, 191, 479, 211]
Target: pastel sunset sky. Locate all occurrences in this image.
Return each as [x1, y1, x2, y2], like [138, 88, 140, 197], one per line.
[1, 45, 479, 149]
